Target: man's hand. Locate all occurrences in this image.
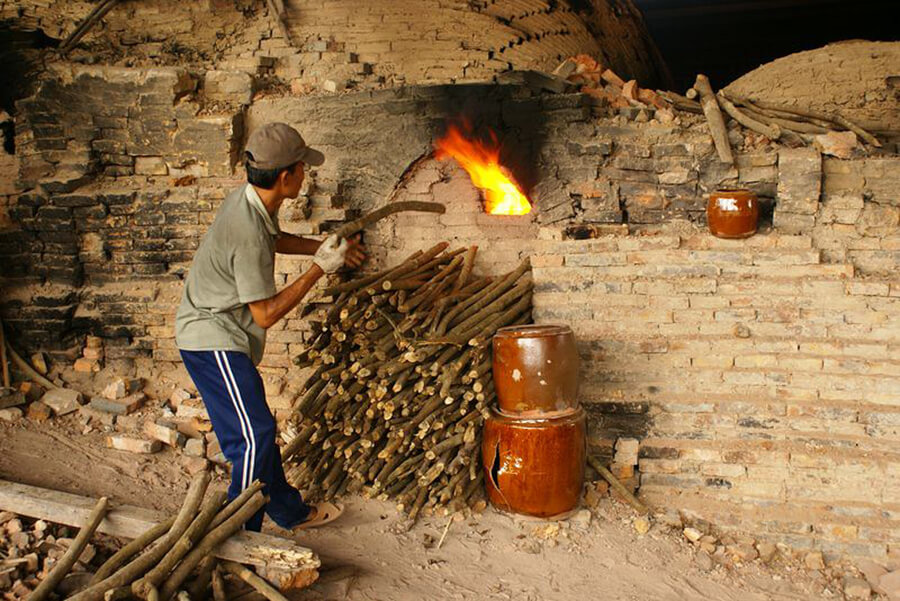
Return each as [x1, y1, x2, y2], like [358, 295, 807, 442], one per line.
[313, 234, 349, 274]
[343, 234, 367, 269]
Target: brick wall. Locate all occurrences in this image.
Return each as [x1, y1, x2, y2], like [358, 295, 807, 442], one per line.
[3, 0, 666, 90]
[0, 68, 898, 560]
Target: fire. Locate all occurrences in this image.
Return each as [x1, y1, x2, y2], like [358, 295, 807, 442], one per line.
[434, 123, 532, 216]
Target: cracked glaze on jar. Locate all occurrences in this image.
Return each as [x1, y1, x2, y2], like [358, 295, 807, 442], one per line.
[482, 407, 586, 518]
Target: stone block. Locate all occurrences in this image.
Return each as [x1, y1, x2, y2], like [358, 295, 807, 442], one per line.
[79, 405, 116, 427]
[0, 389, 26, 410]
[90, 393, 146, 415]
[40, 388, 83, 416]
[203, 70, 253, 105]
[106, 436, 162, 454]
[773, 211, 816, 234]
[74, 358, 101, 373]
[102, 378, 143, 400]
[184, 438, 205, 457]
[135, 156, 168, 175]
[169, 388, 192, 407]
[26, 401, 53, 422]
[777, 147, 822, 214]
[144, 420, 186, 448]
[0, 407, 23, 421]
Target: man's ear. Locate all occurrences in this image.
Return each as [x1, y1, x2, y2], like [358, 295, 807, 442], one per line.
[276, 168, 292, 190]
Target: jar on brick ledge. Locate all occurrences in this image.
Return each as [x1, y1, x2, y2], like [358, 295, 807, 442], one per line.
[707, 188, 759, 239]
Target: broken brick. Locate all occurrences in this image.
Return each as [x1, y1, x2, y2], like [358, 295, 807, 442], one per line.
[106, 436, 162, 454]
[40, 389, 83, 416]
[144, 420, 186, 448]
[90, 392, 146, 415]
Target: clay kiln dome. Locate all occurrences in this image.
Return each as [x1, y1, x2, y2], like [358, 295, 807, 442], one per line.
[282, 0, 667, 87]
[724, 40, 900, 134]
[4, 0, 667, 88]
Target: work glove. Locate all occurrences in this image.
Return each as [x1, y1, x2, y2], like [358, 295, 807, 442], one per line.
[313, 234, 349, 274]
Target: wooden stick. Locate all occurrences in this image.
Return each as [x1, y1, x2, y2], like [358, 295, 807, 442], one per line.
[335, 202, 446, 238]
[133, 492, 228, 599]
[186, 556, 217, 600]
[208, 480, 265, 530]
[0, 317, 9, 388]
[453, 246, 477, 293]
[90, 517, 176, 584]
[694, 74, 733, 164]
[5, 340, 57, 389]
[748, 98, 881, 147]
[159, 492, 268, 601]
[0, 478, 316, 576]
[66, 472, 210, 601]
[716, 91, 781, 140]
[587, 455, 648, 515]
[221, 561, 290, 601]
[60, 0, 121, 54]
[265, 0, 293, 46]
[211, 564, 227, 601]
[30, 496, 109, 601]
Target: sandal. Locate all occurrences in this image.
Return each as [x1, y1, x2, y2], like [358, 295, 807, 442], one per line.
[293, 502, 343, 530]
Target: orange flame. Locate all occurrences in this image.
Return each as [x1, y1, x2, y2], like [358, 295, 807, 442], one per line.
[434, 123, 532, 216]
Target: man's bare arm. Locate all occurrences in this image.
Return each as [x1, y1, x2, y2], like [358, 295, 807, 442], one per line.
[248, 265, 324, 329]
[275, 233, 321, 255]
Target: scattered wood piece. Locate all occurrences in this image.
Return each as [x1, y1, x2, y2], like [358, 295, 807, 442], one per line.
[0, 479, 317, 574]
[587, 455, 649, 515]
[335, 201, 446, 239]
[5, 341, 58, 389]
[694, 74, 734, 164]
[0, 317, 9, 388]
[59, 0, 122, 55]
[716, 91, 781, 140]
[222, 561, 291, 601]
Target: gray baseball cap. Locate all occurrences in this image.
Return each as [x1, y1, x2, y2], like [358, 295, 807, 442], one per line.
[244, 122, 325, 169]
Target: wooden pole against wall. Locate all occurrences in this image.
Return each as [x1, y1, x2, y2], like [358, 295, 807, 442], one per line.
[0, 316, 9, 388]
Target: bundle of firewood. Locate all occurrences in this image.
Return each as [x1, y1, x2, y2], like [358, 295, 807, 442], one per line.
[284, 243, 533, 519]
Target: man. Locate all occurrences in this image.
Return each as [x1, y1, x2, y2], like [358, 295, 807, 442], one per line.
[175, 122, 365, 531]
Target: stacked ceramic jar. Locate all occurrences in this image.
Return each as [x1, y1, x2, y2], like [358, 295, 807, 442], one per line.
[481, 324, 586, 518]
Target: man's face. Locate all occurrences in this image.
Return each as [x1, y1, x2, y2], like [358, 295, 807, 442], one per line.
[281, 161, 305, 199]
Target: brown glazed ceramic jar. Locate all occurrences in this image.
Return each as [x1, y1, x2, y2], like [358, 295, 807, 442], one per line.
[707, 188, 759, 239]
[492, 324, 580, 415]
[482, 407, 586, 518]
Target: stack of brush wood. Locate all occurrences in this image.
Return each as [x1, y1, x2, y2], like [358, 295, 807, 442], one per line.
[60, 471, 275, 601]
[285, 243, 533, 519]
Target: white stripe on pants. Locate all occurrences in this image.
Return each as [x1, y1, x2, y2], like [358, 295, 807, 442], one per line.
[214, 350, 256, 490]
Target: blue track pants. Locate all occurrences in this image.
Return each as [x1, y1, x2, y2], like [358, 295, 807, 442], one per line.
[180, 349, 311, 531]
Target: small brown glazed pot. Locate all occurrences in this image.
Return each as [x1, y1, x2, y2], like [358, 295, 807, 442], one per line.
[492, 324, 580, 414]
[482, 407, 586, 518]
[707, 188, 759, 239]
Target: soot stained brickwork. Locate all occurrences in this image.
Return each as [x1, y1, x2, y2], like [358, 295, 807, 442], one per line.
[0, 66, 898, 560]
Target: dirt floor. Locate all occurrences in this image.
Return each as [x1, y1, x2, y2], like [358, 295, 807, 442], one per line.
[0, 415, 846, 601]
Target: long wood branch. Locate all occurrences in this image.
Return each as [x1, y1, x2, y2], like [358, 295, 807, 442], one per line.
[335, 202, 446, 238]
[694, 74, 733, 165]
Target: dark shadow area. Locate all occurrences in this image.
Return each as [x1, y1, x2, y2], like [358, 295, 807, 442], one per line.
[634, 0, 899, 91]
[0, 22, 56, 151]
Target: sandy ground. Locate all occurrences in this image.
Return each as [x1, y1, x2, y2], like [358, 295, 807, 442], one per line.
[0, 418, 834, 601]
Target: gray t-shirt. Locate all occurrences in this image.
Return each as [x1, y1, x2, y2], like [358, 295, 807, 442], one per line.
[175, 184, 280, 365]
